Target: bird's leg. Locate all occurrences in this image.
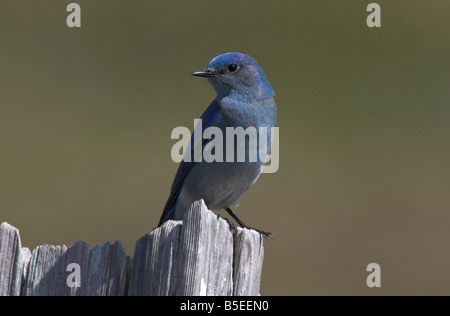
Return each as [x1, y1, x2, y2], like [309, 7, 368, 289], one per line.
[225, 207, 272, 238]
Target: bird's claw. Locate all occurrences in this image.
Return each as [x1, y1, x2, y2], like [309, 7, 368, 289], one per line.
[243, 226, 273, 240]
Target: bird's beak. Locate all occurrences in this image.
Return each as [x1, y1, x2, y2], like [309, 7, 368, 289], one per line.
[192, 68, 215, 77]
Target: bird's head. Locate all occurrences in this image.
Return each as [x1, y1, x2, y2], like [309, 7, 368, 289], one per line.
[192, 52, 275, 100]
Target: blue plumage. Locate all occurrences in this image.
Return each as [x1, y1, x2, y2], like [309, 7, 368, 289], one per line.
[158, 53, 276, 234]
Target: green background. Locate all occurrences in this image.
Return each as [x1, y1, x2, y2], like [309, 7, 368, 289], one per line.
[1, 1, 449, 295]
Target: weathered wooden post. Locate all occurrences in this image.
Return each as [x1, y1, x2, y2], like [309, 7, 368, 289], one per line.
[0, 221, 31, 296]
[0, 200, 265, 296]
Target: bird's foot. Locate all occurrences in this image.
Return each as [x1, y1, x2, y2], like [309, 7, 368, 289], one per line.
[217, 212, 272, 238]
[217, 213, 237, 234]
[240, 225, 273, 239]
[224, 207, 273, 239]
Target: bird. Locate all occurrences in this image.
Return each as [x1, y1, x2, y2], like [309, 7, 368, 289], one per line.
[158, 52, 277, 236]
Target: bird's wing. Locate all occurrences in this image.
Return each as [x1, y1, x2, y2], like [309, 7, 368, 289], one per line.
[158, 100, 221, 226]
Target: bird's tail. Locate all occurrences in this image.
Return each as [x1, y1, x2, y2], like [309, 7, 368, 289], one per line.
[158, 199, 178, 227]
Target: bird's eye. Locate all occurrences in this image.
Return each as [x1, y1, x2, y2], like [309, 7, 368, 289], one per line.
[227, 63, 239, 73]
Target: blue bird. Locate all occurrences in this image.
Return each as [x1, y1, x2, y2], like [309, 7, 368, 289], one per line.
[158, 52, 277, 236]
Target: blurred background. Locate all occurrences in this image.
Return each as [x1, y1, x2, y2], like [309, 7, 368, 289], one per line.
[1, 1, 449, 295]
